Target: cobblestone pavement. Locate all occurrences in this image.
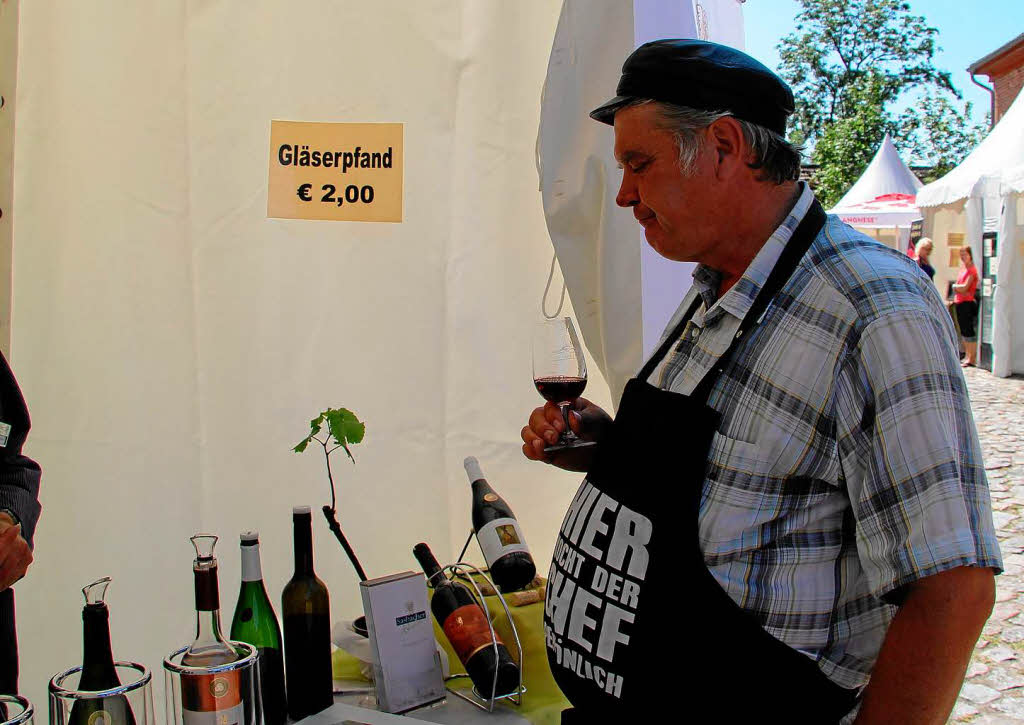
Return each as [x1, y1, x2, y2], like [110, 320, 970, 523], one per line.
[951, 368, 1024, 723]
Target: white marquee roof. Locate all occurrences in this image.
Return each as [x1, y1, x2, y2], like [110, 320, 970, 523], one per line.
[917, 90, 1024, 208]
[831, 133, 922, 209]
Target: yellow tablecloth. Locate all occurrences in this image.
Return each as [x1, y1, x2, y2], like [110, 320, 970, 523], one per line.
[333, 596, 569, 724]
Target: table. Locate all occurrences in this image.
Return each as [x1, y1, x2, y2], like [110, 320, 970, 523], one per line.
[327, 597, 568, 725]
[297, 690, 532, 724]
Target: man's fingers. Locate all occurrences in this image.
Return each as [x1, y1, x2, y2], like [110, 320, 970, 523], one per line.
[521, 441, 549, 463]
[528, 406, 561, 444]
[520, 427, 546, 461]
[543, 402, 565, 432]
[521, 424, 551, 450]
[0, 538, 30, 592]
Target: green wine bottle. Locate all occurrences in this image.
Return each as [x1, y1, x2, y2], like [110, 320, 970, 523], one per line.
[282, 506, 333, 720]
[230, 532, 287, 725]
[69, 577, 137, 725]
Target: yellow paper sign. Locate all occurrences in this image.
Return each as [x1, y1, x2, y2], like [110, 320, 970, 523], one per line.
[268, 121, 403, 222]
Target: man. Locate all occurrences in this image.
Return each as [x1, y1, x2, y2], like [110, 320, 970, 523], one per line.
[0, 352, 41, 695]
[523, 40, 1000, 723]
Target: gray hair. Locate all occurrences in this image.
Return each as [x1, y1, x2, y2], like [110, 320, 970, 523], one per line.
[623, 99, 802, 184]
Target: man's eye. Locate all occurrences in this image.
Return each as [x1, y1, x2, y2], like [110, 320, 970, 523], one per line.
[629, 161, 649, 172]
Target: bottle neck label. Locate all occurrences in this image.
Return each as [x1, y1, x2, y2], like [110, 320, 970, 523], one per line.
[476, 518, 529, 566]
[240, 546, 263, 582]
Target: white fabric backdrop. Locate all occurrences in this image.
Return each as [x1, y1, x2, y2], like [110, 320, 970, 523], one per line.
[11, 0, 624, 712]
[0, 0, 15, 353]
[537, 0, 745, 403]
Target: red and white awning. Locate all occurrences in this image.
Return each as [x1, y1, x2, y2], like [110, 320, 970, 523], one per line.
[832, 192, 922, 228]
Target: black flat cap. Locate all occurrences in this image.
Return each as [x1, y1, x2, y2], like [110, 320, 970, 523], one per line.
[590, 39, 794, 136]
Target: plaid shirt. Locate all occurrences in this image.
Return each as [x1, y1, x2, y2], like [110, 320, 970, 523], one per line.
[649, 184, 1002, 690]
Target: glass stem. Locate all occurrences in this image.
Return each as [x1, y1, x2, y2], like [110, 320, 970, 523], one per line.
[559, 402, 575, 440]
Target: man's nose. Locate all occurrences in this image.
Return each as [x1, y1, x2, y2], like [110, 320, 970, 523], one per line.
[616, 173, 638, 208]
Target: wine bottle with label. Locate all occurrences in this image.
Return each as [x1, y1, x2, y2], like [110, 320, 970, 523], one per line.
[69, 577, 137, 725]
[466, 457, 536, 592]
[281, 506, 334, 720]
[181, 535, 243, 725]
[412, 542, 520, 699]
[230, 532, 287, 725]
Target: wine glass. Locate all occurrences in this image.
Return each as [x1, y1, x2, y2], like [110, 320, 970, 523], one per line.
[532, 318, 596, 452]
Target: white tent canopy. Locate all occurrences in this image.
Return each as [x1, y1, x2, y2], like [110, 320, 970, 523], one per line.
[917, 91, 1024, 377]
[830, 133, 922, 229]
[997, 166, 1024, 377]
[917, 91, 1024, 209]
[7, 0, 639, 712]
[833, 133, 923, 208]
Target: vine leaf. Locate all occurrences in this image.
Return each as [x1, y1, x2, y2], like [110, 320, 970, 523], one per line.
[326, 407, 365, 462]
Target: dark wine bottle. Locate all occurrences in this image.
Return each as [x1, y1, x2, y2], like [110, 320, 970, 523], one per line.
[230, 532, 287, 725]
[466, 457, 536, 592]
[181, 535, 243, 725]
[281, 506, 334, 720]
[412, 542, 520, 698]
[69, 577, 137, 725]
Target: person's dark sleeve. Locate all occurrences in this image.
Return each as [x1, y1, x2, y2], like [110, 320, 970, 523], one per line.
[0, 353, 41, 549]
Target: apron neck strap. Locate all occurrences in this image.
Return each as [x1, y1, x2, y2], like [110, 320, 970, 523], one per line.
[638, 198, 828, 395]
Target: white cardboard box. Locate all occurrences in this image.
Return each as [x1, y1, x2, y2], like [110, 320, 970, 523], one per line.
[360, 571, 446, 714]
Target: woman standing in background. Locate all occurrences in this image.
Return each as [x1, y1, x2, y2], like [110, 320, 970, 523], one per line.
[953, 247, 980, 367]
[915, 237, 935, 281]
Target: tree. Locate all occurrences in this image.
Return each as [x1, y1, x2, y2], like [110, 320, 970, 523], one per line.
[779, 0, 952, 147]
[778, 0, 984, 206]
[810, 76, 895, 206]
[898, 95, 987, 184]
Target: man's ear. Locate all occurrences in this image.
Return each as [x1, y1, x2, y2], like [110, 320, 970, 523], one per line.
[707, 116, 747, 179]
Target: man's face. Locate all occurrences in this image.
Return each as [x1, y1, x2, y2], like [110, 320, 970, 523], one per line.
[613, 103, 722, 263]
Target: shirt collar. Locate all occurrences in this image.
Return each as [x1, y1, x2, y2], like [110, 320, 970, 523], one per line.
[692, 182, 814, 325]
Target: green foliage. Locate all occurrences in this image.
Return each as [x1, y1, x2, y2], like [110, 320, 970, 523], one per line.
[779, 0, 983, 199]
[811, 76, 895, 206]
[897, 95, 987, 184]
[294, 407, 365, 463]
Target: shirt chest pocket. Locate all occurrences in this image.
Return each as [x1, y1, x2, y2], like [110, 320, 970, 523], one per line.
[708, 425, 800, 478]
[702, 427, 843, 557]
[705, 418, 841, 484]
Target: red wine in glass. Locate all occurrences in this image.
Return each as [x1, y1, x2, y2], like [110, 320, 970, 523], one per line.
[534, 376, 587, 403]
[532, 318, 596, 452]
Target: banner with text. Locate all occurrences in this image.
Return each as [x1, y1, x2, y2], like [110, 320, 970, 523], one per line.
[268, 121, 403, 222]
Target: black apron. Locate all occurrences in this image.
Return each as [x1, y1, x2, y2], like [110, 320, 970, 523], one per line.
[544, 201, 860, 723]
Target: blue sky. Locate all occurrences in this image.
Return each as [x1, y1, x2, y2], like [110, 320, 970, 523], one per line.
[743, 0, 1024, 127]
